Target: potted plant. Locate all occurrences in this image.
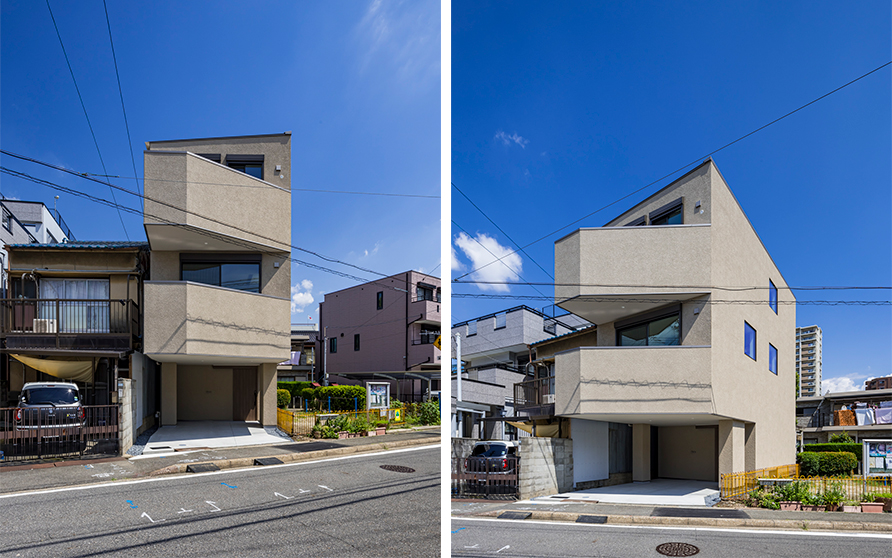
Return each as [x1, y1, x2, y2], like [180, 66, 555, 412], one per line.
[861, 498, 885, 513]
[800, 492, 824, 512]
[775, 480, 806, 511]
[841, 500, 861, 513]
[820, 481, 845, 511]
[873, 492, 892, 512]
[375, 420, 387, 436]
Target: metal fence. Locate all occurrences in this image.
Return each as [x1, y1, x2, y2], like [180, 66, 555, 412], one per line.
[720, 463, 892, 500]
[0, 405, 119, 463]
[451, 456, 520, 500]
[720, 464, 800, 498]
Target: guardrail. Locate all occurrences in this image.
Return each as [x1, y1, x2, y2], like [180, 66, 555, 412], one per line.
[0, 405, 119, 463]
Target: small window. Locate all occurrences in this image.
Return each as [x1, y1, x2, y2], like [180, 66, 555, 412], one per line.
[624, 216, 646, 227]
[226, 154, 264, 180]
[354, 334, 360, 351]
[769, 344, 777, 375]
[769, 280, 778, 314]
[467, 321, 477, 336]
[744, 322, 756, 360]
[329, 337, 337, 354]
[376, 291, 383, 310]
[495, 312, 506, 329]
[617, 312, 680, 346]
[197, 153, 222, 163]
[2, 208, 10, 232]
[649, 197, 684, 226]
[416, 283, 435, 301]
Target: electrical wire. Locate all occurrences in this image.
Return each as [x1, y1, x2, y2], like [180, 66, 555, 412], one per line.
[453, 60, 892, 283]
[451, 280, 892, 291]
[45, 0, 129, 240]
[453, 292, 892, 305]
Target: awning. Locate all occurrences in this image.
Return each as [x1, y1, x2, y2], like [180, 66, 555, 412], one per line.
[507, 421, 561, 437]
[11, 354, 94, 383]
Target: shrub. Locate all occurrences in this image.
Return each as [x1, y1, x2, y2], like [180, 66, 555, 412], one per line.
[829, 432, 854, 444]
[278, 381, 315, 401]
[326, 414, 351, 433]
[276, 389, 291, 409]
[774, 480, 810, 502]
[418, 400, 441, 425]
[803, 443, 862, 461]
[797, 452, 822, 477]
[820, 451, 857, 476]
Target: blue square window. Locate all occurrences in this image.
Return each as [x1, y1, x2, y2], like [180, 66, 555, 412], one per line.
[744, 322, 756, 360]
[769, 344, 777, 375]
[769, 280, 778, 314]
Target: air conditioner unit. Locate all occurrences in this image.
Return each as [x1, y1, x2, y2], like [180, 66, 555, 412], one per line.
[33, 319, 57, 333]
[543, 394, 555, 404]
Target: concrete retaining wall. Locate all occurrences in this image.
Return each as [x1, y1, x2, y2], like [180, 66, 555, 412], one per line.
[519, 437, 574, 499]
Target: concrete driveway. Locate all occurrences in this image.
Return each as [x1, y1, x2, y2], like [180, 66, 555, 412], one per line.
[528, 479, 721, 507]
[136, 421, 293, 459]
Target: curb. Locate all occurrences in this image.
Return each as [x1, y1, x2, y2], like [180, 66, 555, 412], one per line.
[467, 510, 892, 533]
[148, 436, 439, 477]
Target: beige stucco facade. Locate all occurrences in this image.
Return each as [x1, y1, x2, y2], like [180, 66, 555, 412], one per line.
[143, 134, 292, 426]
[551, 159, 796, 482]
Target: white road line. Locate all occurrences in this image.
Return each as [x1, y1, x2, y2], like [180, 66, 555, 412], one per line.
[0, 444, 438, 499]
[454, 517, 892, 539]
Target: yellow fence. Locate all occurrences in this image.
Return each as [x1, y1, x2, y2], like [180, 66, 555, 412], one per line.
[276, 407, 405, 437]
[721, 464, 892, 499]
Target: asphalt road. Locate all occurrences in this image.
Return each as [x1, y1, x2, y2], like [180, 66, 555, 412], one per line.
[451, 517, 892, 558]
[0, 445, 440, 557]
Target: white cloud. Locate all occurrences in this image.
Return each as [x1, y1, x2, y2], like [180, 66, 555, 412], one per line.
[363, 241, 382, 258]
[821, 375, 865, 395]
[494, 130, 529, 148]
[451, 244, 464, 271]
[291, 280, 315, 314]
[356, 0, 439, 88]
[453, 232, 522, 292]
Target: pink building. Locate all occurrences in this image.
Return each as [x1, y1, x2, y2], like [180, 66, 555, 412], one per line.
[317, 271, 441, 402]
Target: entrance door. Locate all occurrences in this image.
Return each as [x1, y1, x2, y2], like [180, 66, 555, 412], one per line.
[232, 367, 257, 421]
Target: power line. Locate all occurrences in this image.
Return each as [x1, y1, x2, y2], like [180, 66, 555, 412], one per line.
[453, 292, 892, 305]
[1, 151, 406, 284]
[452, 182, 553, 279]
[452, 280, 892, 291]
[45, 0, 129, 240]
[102, 0, 142, 200]
[453, 60, 892, 283]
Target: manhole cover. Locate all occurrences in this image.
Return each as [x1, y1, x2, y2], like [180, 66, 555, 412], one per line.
[655, 542, 700, 557]
[380, 465, 415, 473]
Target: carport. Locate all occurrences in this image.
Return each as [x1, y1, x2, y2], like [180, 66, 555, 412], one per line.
[135, 420, 291, 458]
[530, 478, 720, 507]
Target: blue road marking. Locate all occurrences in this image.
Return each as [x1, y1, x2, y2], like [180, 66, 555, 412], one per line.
[221, 482, 237, 489]
[126, 500, 138, 509]
[451, 527, 466, 534]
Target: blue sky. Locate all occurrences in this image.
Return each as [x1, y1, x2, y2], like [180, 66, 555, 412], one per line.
[451, 1, 891, 393]
[1, 0, 440, 324]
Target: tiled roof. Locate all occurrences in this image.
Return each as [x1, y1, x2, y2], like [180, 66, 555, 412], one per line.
[7, 241, 149, 249]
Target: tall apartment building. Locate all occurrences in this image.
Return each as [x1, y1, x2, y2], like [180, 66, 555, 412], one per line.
[318, 271, 440, 402]
[796, 325, 822, 397]
[514, 159, 795, 487]
[142, 133, 292, 427]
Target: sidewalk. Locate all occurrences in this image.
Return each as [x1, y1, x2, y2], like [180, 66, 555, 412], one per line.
[0, 426, 440, 495]
[452, 497, 892, 533]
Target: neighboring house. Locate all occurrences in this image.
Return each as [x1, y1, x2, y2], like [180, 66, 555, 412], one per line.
[0, 199, 69, 298]
[142, 133, 292, 427]
[451, 305, 589, 440]
[0, 241, 153, 451]
[515, 159, 795, 488]
[796, 325, 822, 397]
[317, 271, 441, 402]
[865, 376, 892, 391]
[277, 323, 317, 382]
[797, 388, 892, 445]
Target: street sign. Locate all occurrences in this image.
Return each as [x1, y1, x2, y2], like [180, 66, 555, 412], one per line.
[433, 335, 441, 350]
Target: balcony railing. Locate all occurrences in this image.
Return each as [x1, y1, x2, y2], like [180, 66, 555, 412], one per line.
[0, 298, 139, 350]
[514, 376, 556, 413]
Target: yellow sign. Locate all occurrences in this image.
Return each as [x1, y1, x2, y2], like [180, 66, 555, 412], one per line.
[394, 409, 402, 422]
[433, 335, 441, 350]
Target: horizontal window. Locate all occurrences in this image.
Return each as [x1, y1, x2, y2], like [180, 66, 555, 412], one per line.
[181, 260, 260, 293]
[226, 154, 264, 180]
[649, 197, 683, 226]
[617, 312, 680, 346]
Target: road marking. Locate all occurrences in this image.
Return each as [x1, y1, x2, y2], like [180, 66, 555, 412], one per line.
[454, 517, 892, 539]
[126, 500, 137, 509]
[318, 485, 333, 492]
[451, 527, 467, 534]
[299, 489, 311, 494]
[464, 544, 479, 549]
[206, 501, 221, 512]
[494, 545, 510, 553]
[221, 482, 237, 489]
[275, 492, 293, 500]
[0, 445, 437, 499]
[177, 508, 193, 514]
[141, 512, 163, 523]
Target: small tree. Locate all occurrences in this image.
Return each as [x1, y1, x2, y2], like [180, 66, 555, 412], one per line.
[829, 431, 854, 444]
[277, 389, 291, 409]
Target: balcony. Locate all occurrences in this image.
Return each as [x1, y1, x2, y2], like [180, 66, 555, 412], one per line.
[408, 341, 440, 370]
[514, 376, 555, 417]
[410, 298, 440, 325]
[143, 281, 289, 364]
[0, 298, 138, 352]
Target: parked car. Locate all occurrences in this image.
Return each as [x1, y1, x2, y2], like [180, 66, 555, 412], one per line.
[15, 382, 85, 440]
[464, 440, 520, 495]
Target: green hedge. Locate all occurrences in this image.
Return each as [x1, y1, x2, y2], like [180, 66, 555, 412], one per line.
[276, 389, 291, 409]
[797, 451, 858, 476]
[802, 443, 863, 461]
[277, 381, 315, 400]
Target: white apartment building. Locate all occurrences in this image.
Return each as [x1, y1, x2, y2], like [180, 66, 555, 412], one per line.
[796, 325, 822, 397]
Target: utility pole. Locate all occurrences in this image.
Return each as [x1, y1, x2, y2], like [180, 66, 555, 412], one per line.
[323, 326, 329, 386]
[454, 333, 461, 437]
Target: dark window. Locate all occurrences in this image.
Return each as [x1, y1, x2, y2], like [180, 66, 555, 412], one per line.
[330, 337, 337, 354]
[417, 283, 436, 301]
[617, 312, 680, 346]
[197, 153, 222, 163]
[769, 343, 777, 374]
[377, 291, 383, 310]
[180, 254, 261, 293]
[420, 326, 439, 344]
[744, 322, 757, 360]
[624, 216, 647, 227]
[649, 197, 684, 226]
[2, 208, 10, 232]
[769, 280, 778, 314]
[226, 154, 264, 180]
[354, 334, 360, 351]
